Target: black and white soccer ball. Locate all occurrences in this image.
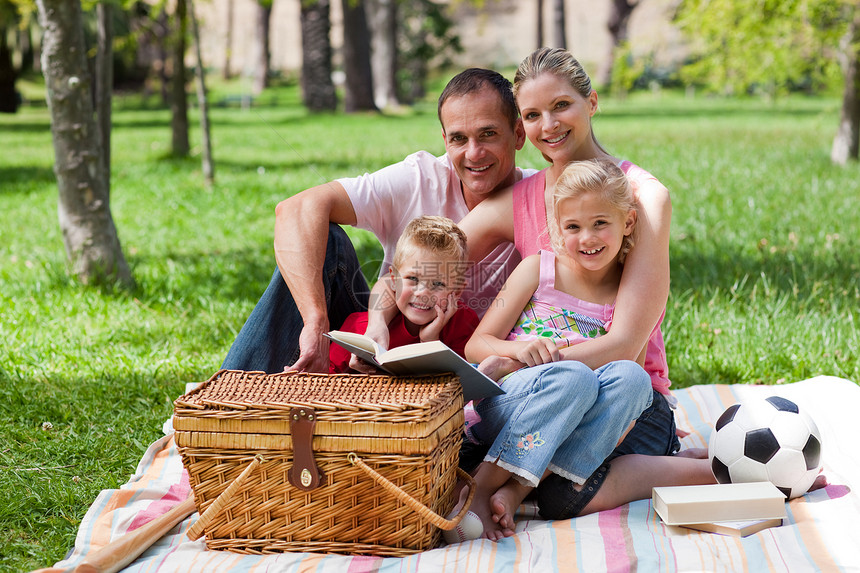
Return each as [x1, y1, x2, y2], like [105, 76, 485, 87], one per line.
[708, 396, 822, 499]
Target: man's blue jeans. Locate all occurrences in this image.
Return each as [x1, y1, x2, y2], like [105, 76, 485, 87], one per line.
[221, 224, 370, 373]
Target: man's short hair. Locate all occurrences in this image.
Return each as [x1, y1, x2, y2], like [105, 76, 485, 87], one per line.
[437, 68, 518, 130]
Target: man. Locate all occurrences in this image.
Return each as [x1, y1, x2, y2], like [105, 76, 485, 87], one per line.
[221, 68, 530, 374]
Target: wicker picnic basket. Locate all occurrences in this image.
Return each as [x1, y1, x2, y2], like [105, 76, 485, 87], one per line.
[173, 369, 474, 556]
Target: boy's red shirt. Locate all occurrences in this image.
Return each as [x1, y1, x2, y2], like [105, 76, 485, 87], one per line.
[328, 307, 479, 374]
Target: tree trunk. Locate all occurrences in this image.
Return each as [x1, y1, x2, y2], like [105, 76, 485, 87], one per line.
[367, 0, 399, 110]
[341, 0, 377, 112]
[95, 2, 113, 189]
[188, 0, 214, 184]
[0, 23, 18, 113]
[252, 1, 271, 95]
[19, 22, 36, 75]
[223, 0, 233, 80]
[597, 0, 635, 89]
[171, 0, 189, 157]
[157, 9, 170, 105]
[831, 4, 860, 165]
[35, 0, 133, 287]
[552, 0, 566, 49]
[300, 0, 336, 111]
[536, 0, 544, 50]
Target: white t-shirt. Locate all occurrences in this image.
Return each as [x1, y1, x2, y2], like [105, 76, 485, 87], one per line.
[339, 151, 536, 316]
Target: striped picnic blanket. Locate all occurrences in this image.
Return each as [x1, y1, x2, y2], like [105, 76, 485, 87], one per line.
[38, 376, 860, 572]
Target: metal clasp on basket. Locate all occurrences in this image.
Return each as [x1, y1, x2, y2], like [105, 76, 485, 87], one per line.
[288, 407, 324, 491]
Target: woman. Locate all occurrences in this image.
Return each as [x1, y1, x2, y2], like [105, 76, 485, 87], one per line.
[457, 47, 713, 528]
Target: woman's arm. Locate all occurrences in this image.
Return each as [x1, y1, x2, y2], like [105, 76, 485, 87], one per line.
[465, 255, 542, 363]
[558, 178, 672, 367]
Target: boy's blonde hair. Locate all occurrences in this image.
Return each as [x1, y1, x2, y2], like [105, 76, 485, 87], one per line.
[392, 216, 469, 279]
[548, 159, 637, 264]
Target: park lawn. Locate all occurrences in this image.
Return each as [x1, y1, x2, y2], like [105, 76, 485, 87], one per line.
[1, 82, 858, 570]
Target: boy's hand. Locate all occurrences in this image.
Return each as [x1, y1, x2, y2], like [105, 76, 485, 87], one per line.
[348, 319, 390, 374]
[419, 291, 459, 342]
[348, 354, 382, 374]
[515, 338, 561, 367]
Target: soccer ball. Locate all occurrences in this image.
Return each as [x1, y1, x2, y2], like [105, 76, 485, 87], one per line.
[708, 396, 822, 499]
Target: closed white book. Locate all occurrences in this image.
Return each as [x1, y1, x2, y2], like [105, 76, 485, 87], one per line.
[652, 482, 786, 526]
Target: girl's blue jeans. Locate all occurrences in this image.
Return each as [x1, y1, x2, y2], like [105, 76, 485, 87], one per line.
[469, 360, 654, 488]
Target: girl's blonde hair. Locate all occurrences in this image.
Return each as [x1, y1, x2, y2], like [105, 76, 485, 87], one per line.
[548, 159, 637, 264]
[392, 216, 469, 281]
[513, 47, 608, 156]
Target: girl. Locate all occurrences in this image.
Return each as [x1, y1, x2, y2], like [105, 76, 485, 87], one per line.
[461, 159, 658, 540]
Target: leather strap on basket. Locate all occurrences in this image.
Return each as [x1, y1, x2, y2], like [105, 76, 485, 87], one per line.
[288, 407, 324, 491]
[347, 452, 477, 531]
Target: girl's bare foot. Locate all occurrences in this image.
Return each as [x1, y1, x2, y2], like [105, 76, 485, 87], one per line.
[489, 478, 532, 535]
[451, 462, 515, 540]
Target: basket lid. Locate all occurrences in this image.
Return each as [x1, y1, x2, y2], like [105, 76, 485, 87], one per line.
[173, 370, 464, 445]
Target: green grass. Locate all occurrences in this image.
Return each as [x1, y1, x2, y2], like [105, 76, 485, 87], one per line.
[1, 82, 858, 570]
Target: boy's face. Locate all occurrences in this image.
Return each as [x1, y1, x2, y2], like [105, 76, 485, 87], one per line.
[390, 247, 464, 329]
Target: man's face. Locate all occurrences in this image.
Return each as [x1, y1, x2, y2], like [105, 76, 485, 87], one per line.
[440, 88, 525, 204]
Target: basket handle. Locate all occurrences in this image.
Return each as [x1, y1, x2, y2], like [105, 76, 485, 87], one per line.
[186, 454, 264, 541]
[347, 452, 476, 531]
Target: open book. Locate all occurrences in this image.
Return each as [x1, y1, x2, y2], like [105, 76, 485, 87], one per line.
[325, 330, 505, 402]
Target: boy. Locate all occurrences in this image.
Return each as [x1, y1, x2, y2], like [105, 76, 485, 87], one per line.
[329, 216, 479, 373]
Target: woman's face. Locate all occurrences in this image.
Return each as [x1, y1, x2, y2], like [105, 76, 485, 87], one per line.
[516, 72, 599, 165]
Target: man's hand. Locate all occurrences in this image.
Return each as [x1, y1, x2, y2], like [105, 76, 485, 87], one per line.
[515, 338, 561, 367]
[419, 291, 459, 342]
[290, 322, 330, 373]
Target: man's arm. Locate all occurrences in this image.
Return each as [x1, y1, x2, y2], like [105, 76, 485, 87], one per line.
[274, 181, 357, 372]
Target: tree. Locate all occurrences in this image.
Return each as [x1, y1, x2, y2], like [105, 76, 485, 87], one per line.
[0, 1, 20, 113]
[596, 0, 637, 90]
[300, 0, 336, 111]
[536, 0, 544, 49]
[35, 0, 133, 286]
[676, 0, 859, 164]
[831, 3, 860, 164]
[252, 0, 271, 95]
[171, 0, 189, 156]
[95, 1, 113, 188]
[552, 0, 565, 49]
[222, 0, 233, 79]
[341, 0, 376, 112]
[366, 0, 398, 109]
[188, 0, 213, 183]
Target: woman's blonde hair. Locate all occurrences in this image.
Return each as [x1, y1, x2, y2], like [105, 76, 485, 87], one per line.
[548, 159, 637, 264]
[513, 47, 608, 155]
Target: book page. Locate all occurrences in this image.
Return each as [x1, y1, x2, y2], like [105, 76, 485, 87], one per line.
[376, 340, 447, 362]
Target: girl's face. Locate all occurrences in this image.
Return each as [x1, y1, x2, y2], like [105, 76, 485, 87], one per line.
[556, 192, 636, 272]
[391, 247, 462, 333]
[516, 72, 599, 165]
